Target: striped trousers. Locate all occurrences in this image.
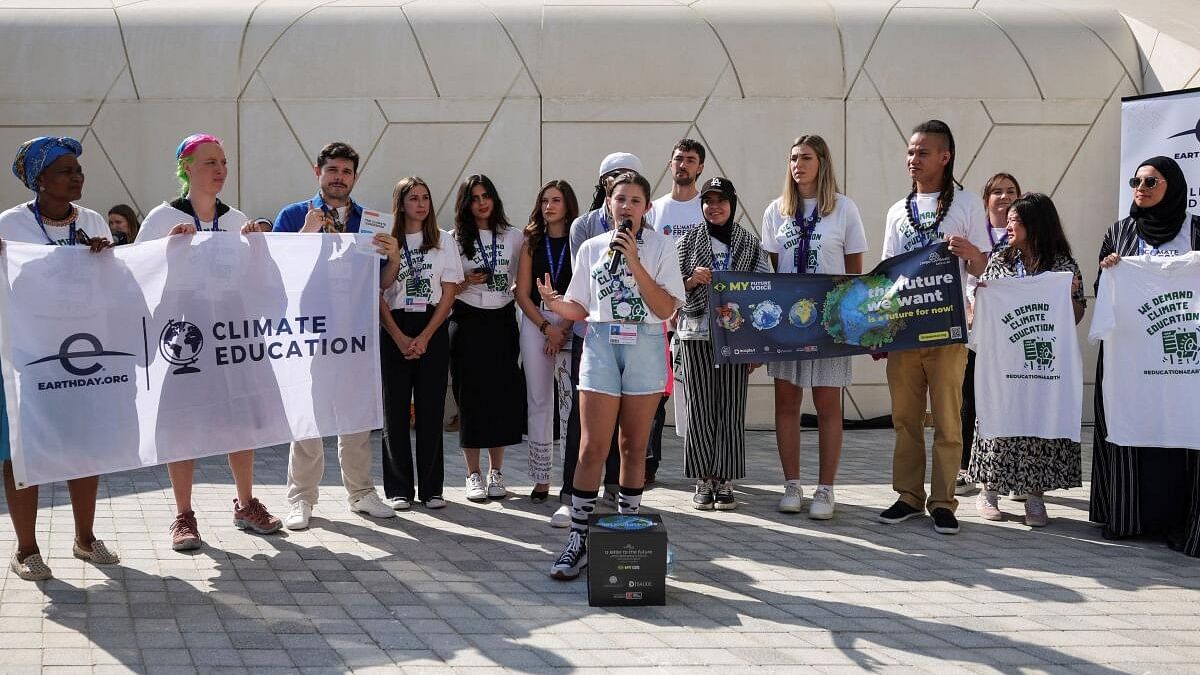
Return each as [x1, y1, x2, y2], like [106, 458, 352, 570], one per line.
[679, 339, 750, 480]
[1091, 345, 1200, 557]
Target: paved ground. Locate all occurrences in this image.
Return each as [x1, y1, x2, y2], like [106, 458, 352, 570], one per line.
[1, 426, 1198, 674]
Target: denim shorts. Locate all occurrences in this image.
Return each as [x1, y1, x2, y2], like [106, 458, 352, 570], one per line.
[579, 322, 669, 396]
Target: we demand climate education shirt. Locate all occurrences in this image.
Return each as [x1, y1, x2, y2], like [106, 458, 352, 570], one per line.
[761, 195, 869, 274]
[384, 230, 464, 312]
[0, 202, 112, 246]
[454, 226, 524, 309]
[1089, 252, 1200, 449]
[649, 194, 703, 243]
[883, 188, 989, 301]
[565, 228, 686, 324]
[970, 271, 1082, 442]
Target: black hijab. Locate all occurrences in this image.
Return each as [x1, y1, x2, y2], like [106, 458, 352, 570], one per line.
[1130, 155, 1188, 247]
[705, 194, 738, 246]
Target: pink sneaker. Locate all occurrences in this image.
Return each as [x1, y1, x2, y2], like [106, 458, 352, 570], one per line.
[233, 498, 282, 534]
[976, 490, 1003, 521]
[170, 511, 202, 551]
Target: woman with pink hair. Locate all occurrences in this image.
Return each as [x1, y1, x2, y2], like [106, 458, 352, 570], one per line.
[136, 133, 281, 551]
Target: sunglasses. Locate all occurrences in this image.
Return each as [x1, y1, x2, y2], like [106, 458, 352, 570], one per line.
[1129, 176, 1166, 189]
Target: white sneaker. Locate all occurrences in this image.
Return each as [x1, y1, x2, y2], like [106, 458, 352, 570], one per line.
[486, 469, 507, 499]
[465, 473, 487, 502]
[550, 504, 571, 528]
[778, 483, 804, 513]
[350, 492, 396, 519]
[424, 496, 446, 509]
[284, 500, 312, 530]
[385, 496, 411, 511]
[808, 485, 835, 520]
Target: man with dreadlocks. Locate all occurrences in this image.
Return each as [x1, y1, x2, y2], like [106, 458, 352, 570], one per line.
[878, 120, 990, 535]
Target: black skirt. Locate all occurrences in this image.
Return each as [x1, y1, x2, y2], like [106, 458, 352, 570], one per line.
[450, 300, 526, 449]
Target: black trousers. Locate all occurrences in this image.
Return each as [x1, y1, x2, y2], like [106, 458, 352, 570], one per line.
[561, 333, 620, 502]
[381, 308, 448, 502]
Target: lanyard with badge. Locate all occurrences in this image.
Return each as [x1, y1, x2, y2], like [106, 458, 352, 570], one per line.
[319, 202, 345, 233]
[793, 204, 821, 273]
[32, 200, 82, 246]
[909, 199, 940, 249]
[191, 199, 220, 232]
[542, 236, 569, 310]
[607, 230, 642, 344]
[476, 231, 507, 305]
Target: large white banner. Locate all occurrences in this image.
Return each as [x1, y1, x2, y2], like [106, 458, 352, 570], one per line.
[1120, 87, 1200, 215]
[0, 233, 382, 487]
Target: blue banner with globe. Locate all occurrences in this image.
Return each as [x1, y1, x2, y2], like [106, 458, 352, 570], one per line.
[708, 243, 967, 364]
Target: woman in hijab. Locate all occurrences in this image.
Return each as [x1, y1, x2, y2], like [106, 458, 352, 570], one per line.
[1094, 155, 1200, 557]
[675, 177, 771, 510]
[0, 136, 118, 581]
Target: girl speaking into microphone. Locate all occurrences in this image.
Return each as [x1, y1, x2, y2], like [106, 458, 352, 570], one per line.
[537, 171, 686, 580]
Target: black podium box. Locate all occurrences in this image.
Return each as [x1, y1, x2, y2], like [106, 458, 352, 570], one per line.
[587, 513, 668, 606]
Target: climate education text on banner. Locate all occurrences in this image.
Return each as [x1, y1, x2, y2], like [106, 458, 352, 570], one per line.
[709, 243, 967, 365]
[0, 233, 382, 487]
[1120, 87, 1200, 216]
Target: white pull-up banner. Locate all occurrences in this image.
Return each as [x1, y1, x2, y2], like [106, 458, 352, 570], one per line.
[1120, 87, 1200, 215]
[0, 233, 382, 487]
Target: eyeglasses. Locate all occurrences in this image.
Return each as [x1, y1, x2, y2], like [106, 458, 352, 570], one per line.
[1129, 176, 1166, 189]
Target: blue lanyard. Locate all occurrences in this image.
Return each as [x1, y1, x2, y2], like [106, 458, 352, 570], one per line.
[599, 210, 610, 232]
[909, 199, 939, 245]
[400, 234, 415, 269]
[987, 223, 1007, 250]
[545, 235, 568, 286]
[191, 199, 220, 232]
[32, 201, 78, 246]
[1015, 257, 1027, 278]
[793, 204, 821, 272]
[477, 231, 499, 273]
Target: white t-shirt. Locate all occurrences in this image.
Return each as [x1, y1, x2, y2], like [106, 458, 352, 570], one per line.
[383, 230, 465, 311]
[137, 201, 249, 242]
[564, 227, 686, 324]
[1135, 227, 1192, 257]
[649, 194, 703, 243]
[710, 238, 730, 272]
[883, 188, 989, 299]
[1089, 253, 1200, 449]
[761, 195, 869, 274]
[970, 272, 1082, 442]
[454, 226, 524, 309]
[0, 202, 112, 245]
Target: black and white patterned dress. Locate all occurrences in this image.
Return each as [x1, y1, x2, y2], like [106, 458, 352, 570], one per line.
[966, 249, 1086, 494]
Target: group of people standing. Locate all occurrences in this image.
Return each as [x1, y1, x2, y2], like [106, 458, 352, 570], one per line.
[1, 119, 1197, 584]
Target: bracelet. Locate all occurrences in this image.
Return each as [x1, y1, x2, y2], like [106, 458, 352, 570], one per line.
[539, 319, 551, 335]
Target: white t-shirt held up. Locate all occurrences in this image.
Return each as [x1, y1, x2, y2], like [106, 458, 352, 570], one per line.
[1089, 253, 1200, 449]
[970, 272, 1082, 442]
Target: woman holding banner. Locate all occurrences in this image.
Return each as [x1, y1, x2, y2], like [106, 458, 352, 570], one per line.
[760, 135, 868, 519]
[1093, 156, 1200, 556]
[677, 177, 770, 511]
[136, 133, 282, 551]
[450, 174, 526, 502]
[538, 170, 686, 580]
[0, 136, 118, 580]
[968, 193, 1085, 527]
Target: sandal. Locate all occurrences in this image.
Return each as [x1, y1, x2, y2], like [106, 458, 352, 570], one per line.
[73, 539, 120, 565]
[10, 552, 53, 581]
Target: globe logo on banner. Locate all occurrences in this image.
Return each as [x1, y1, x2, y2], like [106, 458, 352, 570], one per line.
[159, 320, 204, 375]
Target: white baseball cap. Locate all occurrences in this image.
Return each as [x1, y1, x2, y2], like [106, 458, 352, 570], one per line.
[598, 152, 643, 178]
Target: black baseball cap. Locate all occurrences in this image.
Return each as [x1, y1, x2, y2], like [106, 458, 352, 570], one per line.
[700, 177, 736, 200]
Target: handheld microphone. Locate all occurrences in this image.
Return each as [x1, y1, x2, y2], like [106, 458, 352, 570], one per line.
[608, 219, 633, 275]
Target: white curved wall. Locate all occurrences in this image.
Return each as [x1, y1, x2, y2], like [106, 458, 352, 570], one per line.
[1, 0, 1196, 425]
